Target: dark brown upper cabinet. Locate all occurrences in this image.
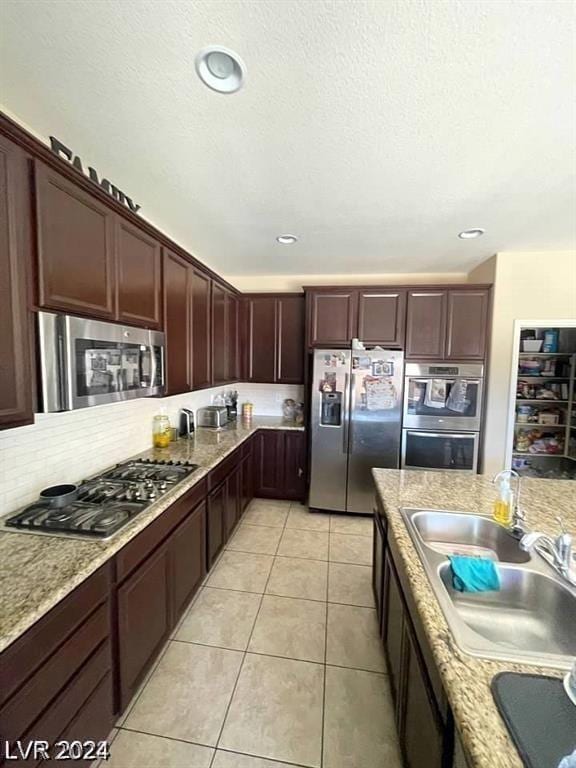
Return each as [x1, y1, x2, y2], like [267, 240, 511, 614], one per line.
[445, 289, 489, 360]
[226, 292, 239, 382]
[116, 218, 161, 328]
[0, 135, 34, 430]
[245, 296, 277, 382]
[212, 282, 227, 386]
[406, 288, 490, 361]
[307, 290, 357, 347]
[244, 294, 304, 384]
[277, 295, 305, 383]
[405, 291, 447, 359]
[163, 249, 191, 395]
[191, 268, 212, 390]
[35, 160, 116, 319]
[357, 290, 406, 347]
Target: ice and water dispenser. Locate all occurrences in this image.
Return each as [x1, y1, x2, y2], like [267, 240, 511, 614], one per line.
[321, 391, 342, 426]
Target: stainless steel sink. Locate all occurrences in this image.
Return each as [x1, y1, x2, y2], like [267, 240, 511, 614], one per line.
[409, 510, 531, 564]
[401, 508, 576, 668]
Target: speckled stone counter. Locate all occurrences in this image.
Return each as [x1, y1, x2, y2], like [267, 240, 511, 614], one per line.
[372, 468, 576, 768]
[0, 416, 303, 654]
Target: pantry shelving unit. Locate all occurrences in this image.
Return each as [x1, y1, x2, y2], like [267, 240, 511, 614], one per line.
[512, 348, 576, 476]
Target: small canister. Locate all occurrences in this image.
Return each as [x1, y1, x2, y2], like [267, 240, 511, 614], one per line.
[517, 404, 533, 423]
[242, 402, 253, 422]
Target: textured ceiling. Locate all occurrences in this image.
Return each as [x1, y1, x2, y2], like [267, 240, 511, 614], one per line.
[1, 0, 575, 277]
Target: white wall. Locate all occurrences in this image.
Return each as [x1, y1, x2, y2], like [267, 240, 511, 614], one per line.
[226, 272, 468, 292]
[0, 383, 302, 514]
[469, 251, 576, 475]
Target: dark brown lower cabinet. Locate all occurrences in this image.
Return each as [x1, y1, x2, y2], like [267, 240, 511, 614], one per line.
[207, 480, 226, 568]
[225, 466, 241, 539]
[372, 516, 385, 630]
[241, 450, 254, 513]
[170, 501, 206, 622]
[376, 509, 454, 768]
[117, 543, 171, 710]
[254, 430, 306, 500]
[402, 623, 445, 768]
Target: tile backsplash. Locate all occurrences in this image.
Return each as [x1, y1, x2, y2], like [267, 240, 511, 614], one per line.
[0, 383, 303, 514]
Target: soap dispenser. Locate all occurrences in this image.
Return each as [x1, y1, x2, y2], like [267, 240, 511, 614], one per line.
[492, 470, 518, 526]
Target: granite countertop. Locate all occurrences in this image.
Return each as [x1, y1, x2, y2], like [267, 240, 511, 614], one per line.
[0, 416, 304, 654]
[372, 468, 576, 768]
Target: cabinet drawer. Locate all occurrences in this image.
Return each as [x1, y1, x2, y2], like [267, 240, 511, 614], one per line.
[0, 565, 110, 707]
[0, 605, 109, 742]
[116, 479, 207, 582]
[3, 643, 111, 768]
[208, 448, 241, 491]
[41, 671, 114, 767]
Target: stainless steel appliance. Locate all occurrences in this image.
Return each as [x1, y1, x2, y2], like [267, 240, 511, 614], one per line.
[38, 312, 165, 412]
[401, 362, 484, 472]
[179, 408, 195, 438]
[2, 458, 198, 540]
[309, 348, 404, 514]
[197, 405, 229, 428]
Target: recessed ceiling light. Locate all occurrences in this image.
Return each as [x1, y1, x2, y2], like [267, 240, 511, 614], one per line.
[195, 46, 246, 94]
[458, 228, 485, 239]
[276, 234, 298, 244]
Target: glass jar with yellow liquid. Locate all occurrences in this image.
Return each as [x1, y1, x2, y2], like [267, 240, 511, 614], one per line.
[153, 412, 171, 449]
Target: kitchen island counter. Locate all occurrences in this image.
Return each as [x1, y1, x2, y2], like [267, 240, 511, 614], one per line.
[372, 468, 575, 768]
[0, 417, 303, 653]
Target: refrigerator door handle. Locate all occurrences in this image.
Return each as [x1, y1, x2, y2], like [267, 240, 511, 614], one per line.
[348, 373, 356, 455]
[342, 373, 350, 454]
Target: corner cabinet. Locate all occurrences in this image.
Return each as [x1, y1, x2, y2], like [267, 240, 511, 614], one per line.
[244, 294, 305, 384]
[0, 135, 34, 430]
[254, 430, 306, 500]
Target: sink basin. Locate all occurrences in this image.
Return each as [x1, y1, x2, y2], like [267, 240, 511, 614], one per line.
[439, 564, 576, 657]
[410, 510, 530, 563]
[401, 508, 576, 668]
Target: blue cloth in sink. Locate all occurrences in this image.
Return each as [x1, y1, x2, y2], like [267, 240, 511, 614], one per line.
[448, 555, 501, 592]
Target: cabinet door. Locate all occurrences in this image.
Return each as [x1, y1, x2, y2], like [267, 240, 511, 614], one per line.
[246, 297, 277, 382]
[207, 481, 226, 567]
[0, 136, 34, 429]
[372, 517, 385, 629]
[225, 467, 241, 539]
[358, 290, 406, 347]
[170, 502, 206, 622]
[283, 431, 306, 500]
[405, 291, 447, 359]
[163, 250, 191, 394]
[308, 291, 357, 347]
[446, 289, 489, 360]
[277, 295, 305, 383]
[241, 452, 254, 512]
[226, 292, 239, 382]
[191, 269, 212, 389]
[212, 282, 227, 386]
[35, 161, 115, 318]
[254, 430, 284, 498]
[117, 544, 171, 709]
[383, 551, 405, 712]
[402, 622, 445, 768]
[116, 218, 161, 328]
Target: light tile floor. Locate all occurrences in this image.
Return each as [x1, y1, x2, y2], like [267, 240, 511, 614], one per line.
[109, 499, 402, 768]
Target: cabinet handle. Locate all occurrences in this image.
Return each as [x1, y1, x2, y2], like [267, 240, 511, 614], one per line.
[298, 468, 304, 477]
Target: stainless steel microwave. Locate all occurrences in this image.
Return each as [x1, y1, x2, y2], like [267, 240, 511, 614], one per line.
[38, 312, 165, 412]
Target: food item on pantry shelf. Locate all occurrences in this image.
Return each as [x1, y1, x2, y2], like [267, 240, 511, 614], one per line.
[515, 431, 531, 452]
[516, 404, 534, 423]
[542, 329, 559, 353]
[538, 409, 561, 425]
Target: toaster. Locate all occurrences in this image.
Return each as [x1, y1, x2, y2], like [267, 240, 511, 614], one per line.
[196, 405, 229, 428]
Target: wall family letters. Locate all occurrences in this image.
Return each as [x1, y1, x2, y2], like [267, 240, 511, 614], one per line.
[49, 136, 141, 213]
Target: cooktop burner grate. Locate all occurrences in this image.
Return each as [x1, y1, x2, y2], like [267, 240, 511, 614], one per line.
[3, 457, 199, 540]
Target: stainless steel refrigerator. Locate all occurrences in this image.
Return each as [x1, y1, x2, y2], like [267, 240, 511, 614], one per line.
[309, 348, 404, 515]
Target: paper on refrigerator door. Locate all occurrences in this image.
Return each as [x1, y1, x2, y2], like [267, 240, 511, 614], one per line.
[364, 376, 397, 410]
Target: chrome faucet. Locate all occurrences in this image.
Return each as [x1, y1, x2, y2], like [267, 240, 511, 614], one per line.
[520, 518, 575, 586]
[492, 469, 525, 533]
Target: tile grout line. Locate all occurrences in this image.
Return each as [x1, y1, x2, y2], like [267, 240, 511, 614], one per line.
[320, 518, 331, 768]
[208, 499, 291, 767]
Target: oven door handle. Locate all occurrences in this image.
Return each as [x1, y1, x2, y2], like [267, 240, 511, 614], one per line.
[405, 430, 478, 439]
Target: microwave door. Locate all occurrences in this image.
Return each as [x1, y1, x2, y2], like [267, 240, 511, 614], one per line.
[403, 378, 482, 431]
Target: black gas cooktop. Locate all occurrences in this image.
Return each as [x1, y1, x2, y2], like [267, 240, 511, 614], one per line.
[4, 458, 199, 540]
